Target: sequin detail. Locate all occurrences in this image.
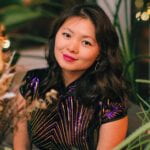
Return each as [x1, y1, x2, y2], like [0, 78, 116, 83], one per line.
[20, 68, 127, 150]
[101, 98, 127, 123]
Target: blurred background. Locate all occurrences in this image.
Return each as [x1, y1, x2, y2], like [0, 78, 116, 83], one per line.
[0, 0, 149, 149]
[0, 0, 149, 101]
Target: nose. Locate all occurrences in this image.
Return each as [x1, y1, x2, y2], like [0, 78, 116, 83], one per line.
[67, 39, 79, 53]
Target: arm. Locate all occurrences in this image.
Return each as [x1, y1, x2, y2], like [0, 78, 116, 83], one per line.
[13, 93, 31, 150]
[96, 116, 128, 150]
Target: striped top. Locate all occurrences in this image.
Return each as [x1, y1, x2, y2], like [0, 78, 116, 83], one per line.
[20, 68, 127, 150]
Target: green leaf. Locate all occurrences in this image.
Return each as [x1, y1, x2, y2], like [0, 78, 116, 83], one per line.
[136, 79, 150, 84]
[136, 94, 150, 108]
[0, 5, 43, 27]
[9, 33, 48, 44]
[29, 0, 63, 8]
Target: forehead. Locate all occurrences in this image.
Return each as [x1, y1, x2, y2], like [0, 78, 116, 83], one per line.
[59, 16, 96, 36]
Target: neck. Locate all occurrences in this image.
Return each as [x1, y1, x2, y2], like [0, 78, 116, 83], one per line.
[62, 70, 85, 87]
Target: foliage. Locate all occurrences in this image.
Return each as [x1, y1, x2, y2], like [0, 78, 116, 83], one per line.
[0, 0, 149, 149]
[102, 0, 150, 104]
[0, 0, 97, 48]
[102, 0, 150, 149]
[0, 25, 17, 144]
[0, 26, 58, 147]
[115, 94, 150, 150]
[0, 0, 149, 102]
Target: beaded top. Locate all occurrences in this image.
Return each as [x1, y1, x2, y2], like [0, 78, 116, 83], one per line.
[20, 68, 127, 150]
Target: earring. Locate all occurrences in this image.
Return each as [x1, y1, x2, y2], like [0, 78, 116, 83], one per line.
[95, 61, 100, 71]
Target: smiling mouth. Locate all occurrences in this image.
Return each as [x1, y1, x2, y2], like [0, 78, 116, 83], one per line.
[63, 54, 77, 62]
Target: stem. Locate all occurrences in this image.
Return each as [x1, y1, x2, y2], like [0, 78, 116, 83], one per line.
[113, 0, 122, 26]
[9, 33, 48, 44]
[20, 54, 45, 60]
[124, 0, 132, 61]
[144, 143, 150, 150]
[113, 0, 127, 55]
[136, 93, 150, 108]
[129, 139, 150, 150]
[124, 0, 130, 48]
[103, 0, 114, 15]
[135, 79, 150, 84]
[140, 104, 150, 122]
[123, 55, 150, 75]
[116, 22, 127, 57]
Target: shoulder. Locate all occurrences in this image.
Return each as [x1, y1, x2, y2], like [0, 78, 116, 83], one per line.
[24, 68, 49, 81]
[99, 96, 128, 124]
[19, 68, 49, 99]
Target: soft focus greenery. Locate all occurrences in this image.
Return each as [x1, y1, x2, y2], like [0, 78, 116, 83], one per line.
[0, 0, 97, 48]
[0, 0, 149, 103]
[115, 92, 150, 150]
[104, 0, 150, 150]
[0, 0, 149, 149]
[104, 0, 150, 149]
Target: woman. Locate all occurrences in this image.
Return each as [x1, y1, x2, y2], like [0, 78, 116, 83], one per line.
[13, 4, 128, 150]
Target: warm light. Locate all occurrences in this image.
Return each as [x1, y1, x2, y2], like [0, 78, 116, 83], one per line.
[136, 11, 142, 20]
[147, 5, 150, 15]
[135, 0, 144, 9]
[135, 10, 150, 21]
[141, 11, 149, 21]
[2, 39, 10, 49]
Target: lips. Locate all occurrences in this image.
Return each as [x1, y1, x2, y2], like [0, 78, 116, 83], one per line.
[63, 54, 77, 62]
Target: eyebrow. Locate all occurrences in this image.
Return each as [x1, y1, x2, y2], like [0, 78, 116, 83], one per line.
[63, 27, 74, 34]
[62, 27, 96, 42]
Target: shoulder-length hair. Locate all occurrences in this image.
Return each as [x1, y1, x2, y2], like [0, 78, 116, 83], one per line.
[41, 4, 129, 106]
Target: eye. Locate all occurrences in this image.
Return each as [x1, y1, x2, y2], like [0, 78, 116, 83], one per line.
[62, 32, 71, 39]
[82, 40, 92, 47]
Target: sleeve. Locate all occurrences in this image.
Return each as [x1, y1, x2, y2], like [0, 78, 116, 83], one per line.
[19, 70, 40, 100]
[99, 97, 128, 124]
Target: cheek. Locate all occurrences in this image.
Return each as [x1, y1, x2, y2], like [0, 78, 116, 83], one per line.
[54, 38, 60, 60]
[54, 33, 67, 51]
[54, 46, 60, 62]
[54, 37, 64, 60]
[80, 49, 99, 63]
[79, 50, 99, 68]
[55, 42, 66, 57]
[54, 35, 61, 50]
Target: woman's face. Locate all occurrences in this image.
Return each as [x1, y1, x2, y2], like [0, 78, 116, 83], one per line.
[54, 16, 100, 77]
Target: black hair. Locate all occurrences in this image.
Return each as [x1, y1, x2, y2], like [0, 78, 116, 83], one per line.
[40, 4, 129, 106]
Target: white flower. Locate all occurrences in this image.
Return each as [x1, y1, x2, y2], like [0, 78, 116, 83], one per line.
[46, 89, 58, 103]
[0, 92, 16, 100]
[141, 11, 149, 21]
[136, 11, 141, 20]
[3, 39, 10, 49]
